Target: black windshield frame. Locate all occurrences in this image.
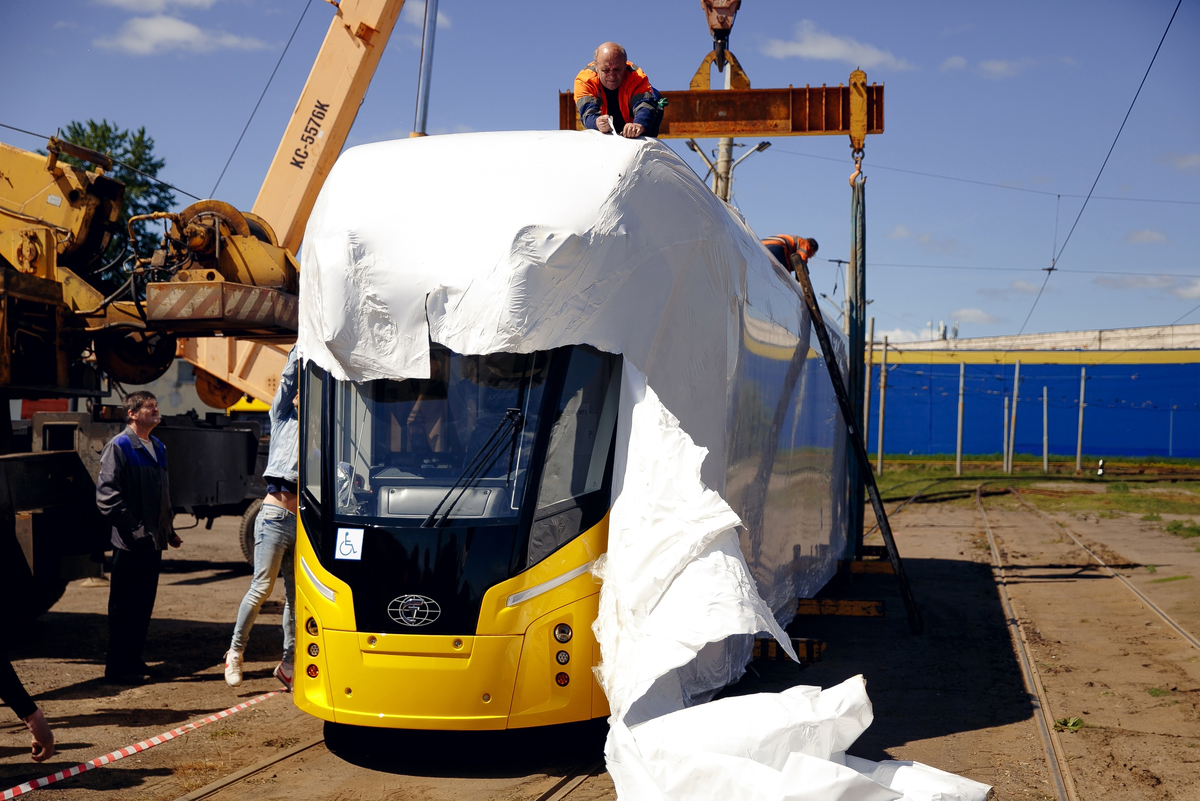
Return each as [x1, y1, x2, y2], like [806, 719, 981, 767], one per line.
[299, 346, 620, 578]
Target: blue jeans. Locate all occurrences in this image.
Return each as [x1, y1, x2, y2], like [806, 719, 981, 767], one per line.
[230, 504, 296, 664]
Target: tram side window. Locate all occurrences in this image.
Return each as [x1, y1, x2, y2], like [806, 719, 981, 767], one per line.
[528, 348, 621, 566]
[304, 362, 323, 503]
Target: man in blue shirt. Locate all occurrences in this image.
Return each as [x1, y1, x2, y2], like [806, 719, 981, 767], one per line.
[96, 391, 182, 685]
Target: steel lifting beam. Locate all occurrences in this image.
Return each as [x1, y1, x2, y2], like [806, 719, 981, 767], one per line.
[558, 82, 883, 140]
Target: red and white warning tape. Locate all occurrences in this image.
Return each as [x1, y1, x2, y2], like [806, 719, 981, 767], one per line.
[2, 690, 280, 800]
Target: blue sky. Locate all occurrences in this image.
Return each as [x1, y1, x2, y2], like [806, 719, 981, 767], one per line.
[2, 0, 1196, 342]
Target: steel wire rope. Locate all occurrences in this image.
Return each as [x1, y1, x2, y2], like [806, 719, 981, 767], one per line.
[0, 121, 201, 200]
[210, 0, 314, 197]
[770, 148, 1200, 206]
[1008, 0, 1183, 345]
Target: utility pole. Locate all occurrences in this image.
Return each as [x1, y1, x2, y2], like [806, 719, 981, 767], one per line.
[1042, 386, 1049, 473]
[956, 362, 965, 476]
[1003, 396, 1010, 472]
[876, 337, 887, 475]
[863, 317, 875, 442]
[1076, 367, 1086, 473]
[411, 0, 439, 137]
[1008, 361, 1021, 475]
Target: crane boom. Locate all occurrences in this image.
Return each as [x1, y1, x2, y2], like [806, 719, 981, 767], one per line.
[252, 0, 406, 255]
[182, 0, 407, 404]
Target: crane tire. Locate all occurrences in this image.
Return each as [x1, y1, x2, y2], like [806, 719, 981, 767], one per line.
[239, 499, 262, 566]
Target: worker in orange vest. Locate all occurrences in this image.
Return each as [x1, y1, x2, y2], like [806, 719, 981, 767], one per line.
[574, 42, 663, 138]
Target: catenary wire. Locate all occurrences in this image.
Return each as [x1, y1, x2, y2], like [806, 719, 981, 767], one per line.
[210, 0, 313, 197]
[0, 121, 201, 201]
[771, 148, 1200, 206]
[1010, 0, 1183, 341]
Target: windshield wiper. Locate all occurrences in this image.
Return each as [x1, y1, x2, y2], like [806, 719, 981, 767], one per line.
[421, 407, 523, 528]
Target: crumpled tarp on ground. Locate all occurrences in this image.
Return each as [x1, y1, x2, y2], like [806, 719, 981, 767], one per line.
[298, 131, 992, 800]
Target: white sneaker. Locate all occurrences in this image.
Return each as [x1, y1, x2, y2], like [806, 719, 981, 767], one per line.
[274, 661, 294, 692]
[224, 650, 243, 687]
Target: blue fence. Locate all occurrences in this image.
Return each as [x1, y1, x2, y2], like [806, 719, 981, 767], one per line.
[862, 361, 1200, 459]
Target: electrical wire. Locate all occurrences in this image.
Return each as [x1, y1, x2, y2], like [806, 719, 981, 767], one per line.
[210, 0, 313, 197]
[815, 257, 1200, 280]
[1009, 0, 1183, 342]
[771, 147, 1200, 206]
[0, 121, 202, 201]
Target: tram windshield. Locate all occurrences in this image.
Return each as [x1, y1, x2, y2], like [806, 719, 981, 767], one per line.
[316, 345, 621, 530]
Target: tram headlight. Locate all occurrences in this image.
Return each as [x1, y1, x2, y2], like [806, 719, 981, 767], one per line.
[553, 623, 572, 643]
[305, 617, 319, 636]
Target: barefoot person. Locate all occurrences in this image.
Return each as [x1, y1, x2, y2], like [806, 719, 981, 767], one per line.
[225, 347, 299, 691]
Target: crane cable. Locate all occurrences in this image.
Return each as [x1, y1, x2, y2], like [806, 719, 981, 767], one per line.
[210, 0, 314, 197]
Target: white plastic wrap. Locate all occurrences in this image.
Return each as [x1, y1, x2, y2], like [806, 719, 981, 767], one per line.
[299, 131, 990, 800]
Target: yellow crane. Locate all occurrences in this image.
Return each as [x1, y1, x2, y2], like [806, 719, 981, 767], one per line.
[181, 0, 408, 408]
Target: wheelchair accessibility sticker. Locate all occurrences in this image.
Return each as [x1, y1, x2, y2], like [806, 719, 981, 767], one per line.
[335, 527, 364, 560]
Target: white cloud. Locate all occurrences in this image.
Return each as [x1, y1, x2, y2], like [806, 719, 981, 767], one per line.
[401, 0, 451, 29]
[885, 224, 911, 239]
[1094, 275, 1175, 290]
[876, 326, 924, 343]
[977, 280, 1042, 300]
[1159, 152, 1200, 173]
[950, 308, 1000, 325]
[939, 55, 967, 73]
[1125, 229, 1168, 244]
[762, 20, 915, 71]
[914, 232, 966, 256]
[98, 0, 217, 10]
[1172, 280, 1200, 300]
[94, 15, 268, 55]
[978, 58, 1035, 79]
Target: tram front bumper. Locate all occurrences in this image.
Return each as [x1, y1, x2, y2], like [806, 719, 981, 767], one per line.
[319, 632, 524, 730]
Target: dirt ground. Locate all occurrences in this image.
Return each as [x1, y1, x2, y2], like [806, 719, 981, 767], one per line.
[3, 492, 1199, 800]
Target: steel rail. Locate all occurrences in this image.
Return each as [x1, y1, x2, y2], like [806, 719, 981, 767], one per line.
[173, 735, 324, 801]
[1008, 488, 1200, 652]
[975, 486, 1076, 801]
[533, 759, 605, 801]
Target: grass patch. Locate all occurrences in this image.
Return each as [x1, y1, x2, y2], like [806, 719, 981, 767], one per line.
[172, 761, 222, 792]
[263, 736, 300, 749]
[1142, 513, 1163, 521]
[1145, 564, 1158, 574]
[1165, 520, 1200, 538]
[1149, 575, 1191, 584]
[1147, 687, 1170, 698]
[206, 727, 239, 741]
[1107, 482, 1130, 493]
[1054, 717, 1085, 733]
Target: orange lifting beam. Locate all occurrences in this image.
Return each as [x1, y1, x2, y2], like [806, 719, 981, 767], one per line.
[558, 80, 883, 141]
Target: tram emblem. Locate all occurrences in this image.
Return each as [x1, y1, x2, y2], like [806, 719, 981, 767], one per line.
[387, 594, 441, 626]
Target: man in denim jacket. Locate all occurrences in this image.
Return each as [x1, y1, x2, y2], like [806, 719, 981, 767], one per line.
[225, 346, 299, 690]
[96, 391, 182, 684]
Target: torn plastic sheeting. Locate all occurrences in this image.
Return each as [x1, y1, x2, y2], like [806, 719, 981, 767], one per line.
[597, 362, 990, 800]
[298, 131, 845, 628]
[298, 131, 988, 800]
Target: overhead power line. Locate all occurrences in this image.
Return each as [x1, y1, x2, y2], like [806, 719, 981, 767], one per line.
[771, 150, 1200, 207]
[0, 121, 201, 200]
[1012, 0, 1183, 341]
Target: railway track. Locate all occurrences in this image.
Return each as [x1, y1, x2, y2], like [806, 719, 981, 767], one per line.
[172, 733, 605, 801]
[970, 482, 1200, 801]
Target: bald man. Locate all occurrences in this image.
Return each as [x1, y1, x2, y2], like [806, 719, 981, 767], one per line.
[573, 42, 663, 138]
